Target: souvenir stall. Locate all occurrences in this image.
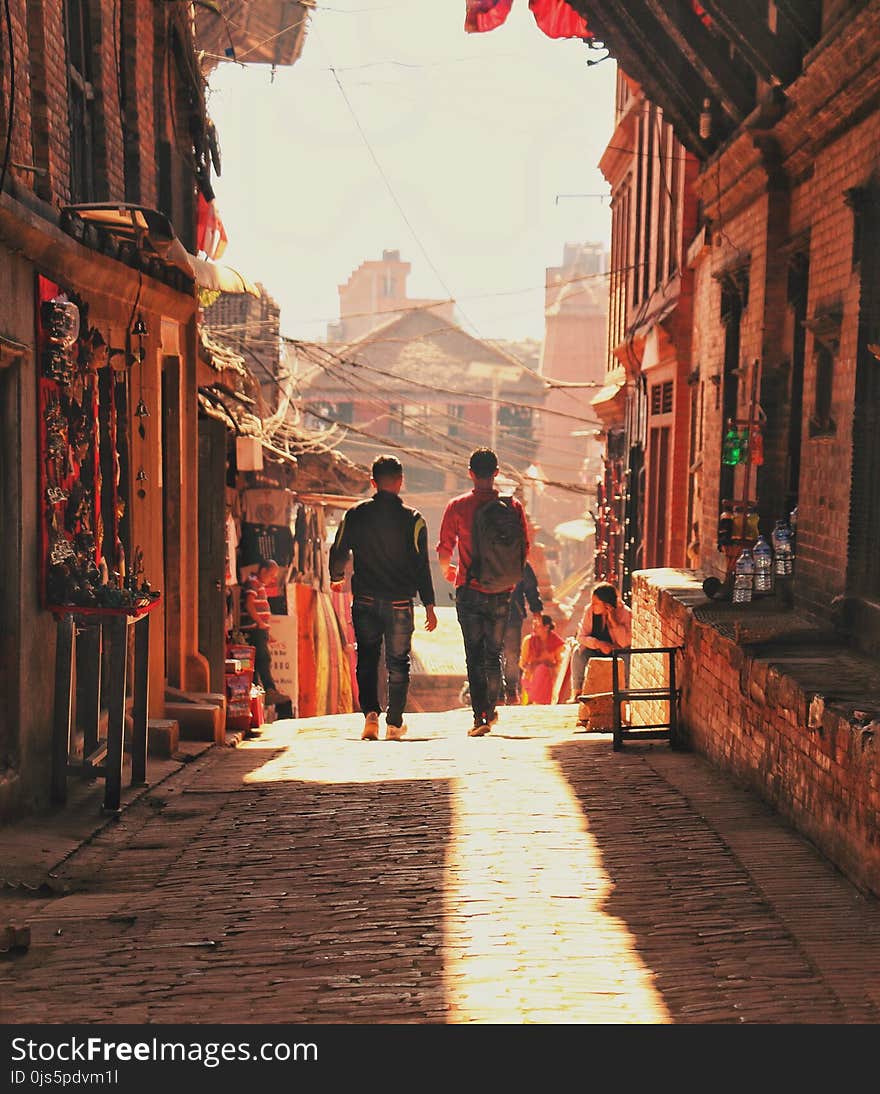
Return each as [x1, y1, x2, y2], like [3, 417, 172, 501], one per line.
[38, 277, 161, 810]
[202, 352, 369, 724]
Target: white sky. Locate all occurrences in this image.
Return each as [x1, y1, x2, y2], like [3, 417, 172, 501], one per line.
[206, 1, 617, 342]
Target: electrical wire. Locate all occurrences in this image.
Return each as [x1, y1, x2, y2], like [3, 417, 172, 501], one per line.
[293, 339, 604, 427]
[297, 345, 585, 467]
[298, 342, 596, 464]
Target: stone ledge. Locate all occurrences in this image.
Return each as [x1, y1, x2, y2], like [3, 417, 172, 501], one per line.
[631, 568, 880, 898]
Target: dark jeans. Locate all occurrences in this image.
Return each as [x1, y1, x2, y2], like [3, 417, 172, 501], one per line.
[246, 627, 277, 692]
[570, 645, 631, 699]
[352, 595, 414, 727]
[502, 618, 524, 703]
[455, 585, 511, 723]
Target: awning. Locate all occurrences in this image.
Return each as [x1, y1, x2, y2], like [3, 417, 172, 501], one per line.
[61, 204, 259, 297]
[167, 239, 259, 297]
[590, 365, 627, 409]
[553, 517, 595, 543]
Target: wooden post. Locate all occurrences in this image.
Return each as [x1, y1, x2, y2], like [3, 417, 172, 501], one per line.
[103, 616, 128, 812]
[131, 613, 150, 787]
[78, 622, 102, 758]
[51, 615, 76, 804]
[612, 650, 623, 752]
[668, 649, 680, 749]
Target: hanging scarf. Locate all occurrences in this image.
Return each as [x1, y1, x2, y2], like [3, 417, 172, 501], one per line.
[465, 0, 590, 40]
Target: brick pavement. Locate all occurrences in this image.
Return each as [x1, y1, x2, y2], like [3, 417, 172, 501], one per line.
[2, 705, 879, 1024]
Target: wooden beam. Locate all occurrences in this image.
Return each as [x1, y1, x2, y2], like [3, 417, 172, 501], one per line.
[697, 0, 800, 84]
[641, 0, 754, 124]
[773, 0, 822, 51]
[571, 1, 712, 157]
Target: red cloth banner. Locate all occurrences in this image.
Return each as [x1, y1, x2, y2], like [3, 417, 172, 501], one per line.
[465, 0, 590, 39]
[465, 0, 513, 33]
[529, 0, 590, 39]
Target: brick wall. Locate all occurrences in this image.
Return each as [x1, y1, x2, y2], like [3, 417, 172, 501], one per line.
[691, 6, 880, 619]
[631, 569, 880, 899]
[2, 0, 188, 216]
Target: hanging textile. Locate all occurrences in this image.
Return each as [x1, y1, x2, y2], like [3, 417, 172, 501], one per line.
[465, 0, 513, 33]
[529, 0, 590, 38]
[464, 0, 590, 39]
[225, 511, 239, 587]
[239, 522, 294, 568]
[241, 486, 292, 527]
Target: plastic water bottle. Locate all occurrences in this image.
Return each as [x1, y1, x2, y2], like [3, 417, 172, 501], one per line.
[753, 535, 773, 593]
[773, 522, 793, 577]
[733, 548, 755, 604]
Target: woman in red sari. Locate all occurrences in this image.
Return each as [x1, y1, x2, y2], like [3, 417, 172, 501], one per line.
[519, 614, 565, 705]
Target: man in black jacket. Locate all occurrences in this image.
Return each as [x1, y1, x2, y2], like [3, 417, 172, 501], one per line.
[330, 454, 437, 741]
[502, 561, 543, 704]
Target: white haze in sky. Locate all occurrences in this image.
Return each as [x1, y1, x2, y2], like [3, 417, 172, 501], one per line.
[207, 1, 617, 341]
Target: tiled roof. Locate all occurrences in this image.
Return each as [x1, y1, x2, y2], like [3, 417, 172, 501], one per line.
[303, 307, 545, 398]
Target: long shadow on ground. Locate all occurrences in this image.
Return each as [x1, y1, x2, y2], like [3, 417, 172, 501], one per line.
[3, 744, 452, 1024]
[552, 738, 858, 1024]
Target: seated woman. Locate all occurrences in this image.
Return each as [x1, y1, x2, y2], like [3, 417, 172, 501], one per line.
[568, 581, 632, 704]
[519, 614, 565, 705]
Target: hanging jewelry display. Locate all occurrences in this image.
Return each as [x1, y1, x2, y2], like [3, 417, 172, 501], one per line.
[40, 297, 79, 387]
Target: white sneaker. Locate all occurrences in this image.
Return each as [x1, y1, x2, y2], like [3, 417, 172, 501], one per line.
[362, 712, 380, 741]
[385, 721, 407, 741]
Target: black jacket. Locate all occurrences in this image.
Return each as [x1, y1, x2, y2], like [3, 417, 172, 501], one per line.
[508, 562, 543, 625]
[329, 491, 436, 605]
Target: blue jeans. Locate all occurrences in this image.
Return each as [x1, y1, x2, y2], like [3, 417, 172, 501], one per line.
[455, 585, 511, 723]
[351, 595, 414, 727]
[570, 646, 631, 699]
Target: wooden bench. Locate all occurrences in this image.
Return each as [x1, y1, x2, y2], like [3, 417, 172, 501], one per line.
[51, 598, 160, 812]
[609, 646, 682, 752]
[575, 647, 684, 749]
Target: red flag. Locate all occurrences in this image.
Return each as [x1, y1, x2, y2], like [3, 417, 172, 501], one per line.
[465, 0, 513, 33]
[529, 0, 591, 39]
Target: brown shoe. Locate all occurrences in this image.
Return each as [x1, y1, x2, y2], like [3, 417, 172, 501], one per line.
[362, 712, 380, 741]
[468, 721, 491, 737]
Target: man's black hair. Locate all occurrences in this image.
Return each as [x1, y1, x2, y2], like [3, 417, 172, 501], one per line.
[468, 447, 498, 478]
[371, 454, 404, 484]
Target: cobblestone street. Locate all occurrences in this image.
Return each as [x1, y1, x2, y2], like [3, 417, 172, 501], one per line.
[3, 705, 880, 1024]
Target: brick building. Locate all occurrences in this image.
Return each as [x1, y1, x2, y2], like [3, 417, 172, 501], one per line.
[535, 242, 608, 535]
[556, 0, 880, 896]
[294, 251, 547, 591]
[326, 250, 455, 343]
[203, 284, 283, 415]
[0, 1, 309, 819]
[594, 71, 700, 590]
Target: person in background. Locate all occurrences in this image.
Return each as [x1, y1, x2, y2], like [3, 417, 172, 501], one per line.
[330, 454, 437, 742]
[240, 559, 291, 708]
[519, 613, 565, 705]
[568, 581, 632, 704]
[502, 561, 543, 704]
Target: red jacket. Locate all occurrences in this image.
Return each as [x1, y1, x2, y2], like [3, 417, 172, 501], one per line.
[437, 487, 530, 593]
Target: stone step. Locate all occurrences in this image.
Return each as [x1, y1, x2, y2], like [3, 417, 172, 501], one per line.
[164, 701, 225, 745]
[147, 719, 179, 758]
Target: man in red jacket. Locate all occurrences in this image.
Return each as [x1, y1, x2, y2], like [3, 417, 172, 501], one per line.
[437, 448, 530, 736]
